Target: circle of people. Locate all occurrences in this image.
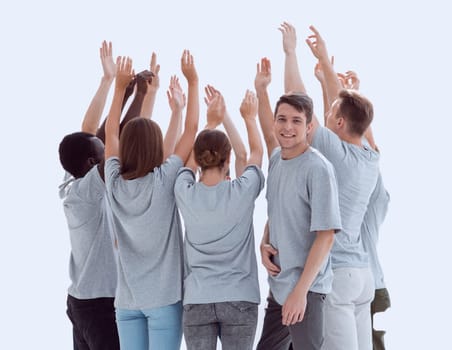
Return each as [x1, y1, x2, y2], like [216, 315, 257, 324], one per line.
[59, 22, 390, 350]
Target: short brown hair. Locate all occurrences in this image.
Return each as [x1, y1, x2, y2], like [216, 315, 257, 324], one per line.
[194, 129, 231, 171]
[274, 92, 313, 124]
[337, 89, 373, 136]
[119, 118, 163, 180]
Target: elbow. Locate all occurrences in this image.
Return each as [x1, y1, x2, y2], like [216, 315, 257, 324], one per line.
[236, 150, 248, 163]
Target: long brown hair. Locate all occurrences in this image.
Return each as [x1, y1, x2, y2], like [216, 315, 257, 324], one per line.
[194, 129, 231, 171]
[119, 118, 163, 180]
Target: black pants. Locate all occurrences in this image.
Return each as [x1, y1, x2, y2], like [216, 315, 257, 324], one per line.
[370, 288, 391, 350]
[66, 294, 119, 350]
[256, 292, 326, 350]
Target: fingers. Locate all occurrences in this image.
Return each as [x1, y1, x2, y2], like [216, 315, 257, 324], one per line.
[282, 308, 302, 326]
[261, 244, 280, 276]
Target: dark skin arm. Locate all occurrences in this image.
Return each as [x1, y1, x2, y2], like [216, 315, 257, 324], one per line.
[96, 77, 137, 143]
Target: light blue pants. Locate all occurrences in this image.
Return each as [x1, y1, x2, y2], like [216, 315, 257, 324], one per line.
[115, 301, 182, 350]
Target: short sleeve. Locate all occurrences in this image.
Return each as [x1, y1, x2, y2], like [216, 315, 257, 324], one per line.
[233, 165, 265, 199]
[155, 155, 184, 189]
[308, 161, 342, 233]
[312, 126, 346, 162]
[104, 157, 121, 194]
[174, 167, 196, 206]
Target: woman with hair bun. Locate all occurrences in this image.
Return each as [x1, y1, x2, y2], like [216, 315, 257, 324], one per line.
[174, 88, 264, 350]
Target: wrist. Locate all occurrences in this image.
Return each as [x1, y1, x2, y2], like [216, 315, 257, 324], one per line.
[205, 122, 219, 129]
[101, 76, 114, 85]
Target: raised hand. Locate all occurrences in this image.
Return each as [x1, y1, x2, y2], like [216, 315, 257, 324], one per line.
[279, 22, 297, 54]
[206, 89, 225, 128]
[239, 90, 258, 120]
[306, 25, 329, 61]
[136, 70, 154, 95]
[344, 70, 360, 90]
[314, 56, 334, 85]
[254, 58, 272, 91]
[100, 40, 116, 81]
[181, 50, 198, 84]
[148, 52, 160, 93]
[204, 84, 220, 106]
[115, 56, 134, 90]
[167, 75, 186, 112]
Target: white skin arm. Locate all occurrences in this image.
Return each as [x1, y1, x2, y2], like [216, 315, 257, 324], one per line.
[254, 58, 279, 158]
[173, 50, 200, 164]
[205, 85, 247, 177]
[104, 57, 134, 159]
[279, 22, 306, 94]
[164, 75, 186, 160]
[140, 52, 160, 119]
[185, 89, 226, 173]
[314, 57, 337, 125]
[81, 40, 115, 134]
[240, 90, 263, 168]
[306, 25, 342, 109]
[281, 230, 335, 325]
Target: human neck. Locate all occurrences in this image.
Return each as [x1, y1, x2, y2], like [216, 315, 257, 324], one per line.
[280, 143, 310, 160]
[339, 133, 363, 147]
[200, 167, 227, 186]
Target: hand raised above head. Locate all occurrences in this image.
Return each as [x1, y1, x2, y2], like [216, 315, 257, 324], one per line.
[167, 75, 186, 112]
[306, 25, 329, 61]
[344, 70, 360, 90]
[136, 70, 154, 95]
[115, 56, 134, 90]
[148, 52, 160, 92]
[100, 40, 115, 80]
[204, 84, 221, 106]
[278, 21, 297, 54]
[239, 90, 258, 120]
[254, 57, 272, 91]
[181, 50, 198, 83]
[206, 91, 225, 128]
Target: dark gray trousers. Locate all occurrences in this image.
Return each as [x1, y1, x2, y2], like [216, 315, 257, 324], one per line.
[183, 301, 258, 350]
[371, 288, 391, 350]
[256, 292, 326, 350]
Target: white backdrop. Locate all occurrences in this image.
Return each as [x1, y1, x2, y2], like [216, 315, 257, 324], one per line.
[1, 1, 451, 349]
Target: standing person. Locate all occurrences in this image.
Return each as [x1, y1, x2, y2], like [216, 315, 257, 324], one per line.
[254, 56, 342, 350]
[58, 40, 126, 350]
[299, 24, 379, 350]
[317, 68, 392, 350]
[103, 51, 199, 350]
[174, 89, 264, 350]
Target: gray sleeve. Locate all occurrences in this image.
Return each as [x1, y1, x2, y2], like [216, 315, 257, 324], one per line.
[77, 166, 105, 203]
[156, 155, 184, 188]
[268, 147, 281, 172]
[104, 157, 121, 194]
[174, 168, 196, 207]
[233, 165, 265, 199]
[312, 126, 346, 163]
[307, 162, 342, 233]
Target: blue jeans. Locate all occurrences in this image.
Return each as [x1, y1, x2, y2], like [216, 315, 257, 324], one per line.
[115, 301, 182, 350]
[183, 301, 258, 350]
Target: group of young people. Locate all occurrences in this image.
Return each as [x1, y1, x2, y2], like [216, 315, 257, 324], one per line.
[58, 22, 390, 350]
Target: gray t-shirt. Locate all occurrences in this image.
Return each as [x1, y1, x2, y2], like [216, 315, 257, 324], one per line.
[266, 147, 342, 305]
[61, 166, 117, 299]
[361, 173, 390, 289]
[312, 127, 379, 268]
[174, 165, 265, 305]
[105, 155, 184, 310]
